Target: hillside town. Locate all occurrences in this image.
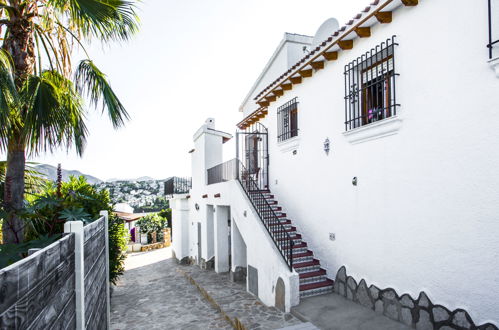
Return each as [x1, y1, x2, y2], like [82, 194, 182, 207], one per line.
[95, 179, 169, 212]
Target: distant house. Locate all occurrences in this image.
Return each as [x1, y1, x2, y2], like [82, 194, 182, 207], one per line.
[169, 0, 499, 328]
[113, 203, 134, 214]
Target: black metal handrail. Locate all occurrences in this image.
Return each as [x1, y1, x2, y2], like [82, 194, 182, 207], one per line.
[489, 0, 499, 59]
[236, 160, 294, 271]
[164, 177, 192, 196]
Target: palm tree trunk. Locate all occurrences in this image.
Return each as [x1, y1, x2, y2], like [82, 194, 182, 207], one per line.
[1, 16, 35, 244]
[2, 141, 26, 244]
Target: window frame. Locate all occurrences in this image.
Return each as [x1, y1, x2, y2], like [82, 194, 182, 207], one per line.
[344, 36, 399, 132]
[277, 97, 299, 142]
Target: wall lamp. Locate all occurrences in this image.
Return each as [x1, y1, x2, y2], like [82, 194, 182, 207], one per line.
[324, 138, 330, 155]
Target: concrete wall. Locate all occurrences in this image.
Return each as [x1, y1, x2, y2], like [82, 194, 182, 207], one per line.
[0, 234, 76, 329]
[253, 0, 499, 324]
[83, 216, 109, 329]
[0, 214, 111, 329]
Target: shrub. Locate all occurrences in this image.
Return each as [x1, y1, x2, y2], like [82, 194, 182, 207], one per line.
[158, 208, 172, 229]
[25, 176, 112, 239]
[1, 176, 129, 283]
[108, 213, 128, 284]
[136, 213, 168, 243]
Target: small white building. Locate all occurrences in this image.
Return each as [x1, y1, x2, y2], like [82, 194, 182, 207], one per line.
[169, 0, 499, 328]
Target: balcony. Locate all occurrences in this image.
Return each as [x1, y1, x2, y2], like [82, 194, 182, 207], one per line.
[164, 177, 192, 196]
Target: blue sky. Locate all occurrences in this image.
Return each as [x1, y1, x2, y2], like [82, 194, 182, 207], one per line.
[27, 0, 368, 180]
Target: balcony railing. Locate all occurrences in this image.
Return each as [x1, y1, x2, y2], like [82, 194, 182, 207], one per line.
[489, 0, 499, 59]
[207, 158, 239, 185]
[164, 177, 192, 196]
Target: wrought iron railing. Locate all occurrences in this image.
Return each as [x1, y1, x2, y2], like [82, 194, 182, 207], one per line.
[488, 0, 499, 59]
[206, 159, 294, 271]
[164, 177, 192, 196]
[277, 97, 299, 142]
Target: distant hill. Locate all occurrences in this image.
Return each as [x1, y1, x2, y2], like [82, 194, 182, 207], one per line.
[35, 164, 102, 184]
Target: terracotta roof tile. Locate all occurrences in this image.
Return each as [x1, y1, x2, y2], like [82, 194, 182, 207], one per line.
[362, 6, 371, 12]
[354, 13, 362, 19]
[371, 0, 380, 5]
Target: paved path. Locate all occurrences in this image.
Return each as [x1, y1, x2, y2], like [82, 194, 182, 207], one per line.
[110, 248, 232, 330]
[292, 293, 412, 330]
[178, 264, 302, 330]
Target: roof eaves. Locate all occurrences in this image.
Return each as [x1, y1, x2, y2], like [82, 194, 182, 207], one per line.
[239, 32, 313, 112]
[253, 0, 398, 103]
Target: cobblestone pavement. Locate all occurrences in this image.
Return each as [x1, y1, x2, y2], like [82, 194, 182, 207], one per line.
[178, 264, 303, 330]
[110, 248, 232, 330]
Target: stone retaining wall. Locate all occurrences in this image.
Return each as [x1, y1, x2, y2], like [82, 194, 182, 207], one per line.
[0, 234, 76, 329]
[334, 266, 498, 330]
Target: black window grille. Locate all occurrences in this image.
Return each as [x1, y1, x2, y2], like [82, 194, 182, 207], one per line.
[277, 97, 298, 142]
[488, 0, 499, 59]
[344, 36, 399, 131]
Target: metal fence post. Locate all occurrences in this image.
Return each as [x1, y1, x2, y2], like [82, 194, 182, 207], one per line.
[64, 221, 85, 330]
[100, 210, 111, 329]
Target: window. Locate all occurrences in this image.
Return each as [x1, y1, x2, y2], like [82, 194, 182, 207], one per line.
[277, 97, 298, 142]
[344, 36, 399, 131]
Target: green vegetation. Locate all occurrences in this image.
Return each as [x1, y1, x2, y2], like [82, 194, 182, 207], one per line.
[0, 0, 139, 244]
[136, 213, 168, 243]
[0, 175, 129, 283]
[108, 213, 128, 284]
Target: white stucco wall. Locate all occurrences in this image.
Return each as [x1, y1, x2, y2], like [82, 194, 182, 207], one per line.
[191, 180, 299, 312]
[255, 0, 499, 324]
[173, 119, 299, 311]
[240, 33, 313, 117]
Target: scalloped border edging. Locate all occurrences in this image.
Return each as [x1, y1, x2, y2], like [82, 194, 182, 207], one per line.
[334, 266, 498, 330]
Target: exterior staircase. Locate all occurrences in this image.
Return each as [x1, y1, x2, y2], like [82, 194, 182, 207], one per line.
[249, 189, 334, 298]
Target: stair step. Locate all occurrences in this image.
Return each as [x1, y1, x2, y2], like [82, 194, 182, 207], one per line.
[276, 234, 301, 241]
[299, 268, 326, 279]
[294, 259, 321, 273]
[293, 250, 313, 258]
[294, 259, 319, 269]
[300, 279, 334, 292]
[268, 220, 291, 227]
[299, 269, 327, 285]
[293, 251, 314, 263]
[249, 190, 270, 194]
[272, 226, 296, 234]
[283, 242, 307, 250]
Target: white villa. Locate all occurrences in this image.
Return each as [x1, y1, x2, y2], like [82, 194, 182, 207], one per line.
[168, 0, 499, 329]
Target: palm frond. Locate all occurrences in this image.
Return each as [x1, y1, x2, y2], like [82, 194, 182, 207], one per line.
[74, 59, 129, 128]
[48, 0, 140, 42]
[21, 70, 88, 156]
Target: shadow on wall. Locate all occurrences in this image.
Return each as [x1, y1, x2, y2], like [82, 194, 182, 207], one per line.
[333, 266, 498, 330]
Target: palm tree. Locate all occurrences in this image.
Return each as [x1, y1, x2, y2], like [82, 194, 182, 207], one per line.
[0, 0, 139, 244]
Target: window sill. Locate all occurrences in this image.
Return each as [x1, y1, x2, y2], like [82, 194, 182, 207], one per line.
[278, 136, 300, 152]
[489, 56, 499, 78]
[343, 116, 402, 144]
